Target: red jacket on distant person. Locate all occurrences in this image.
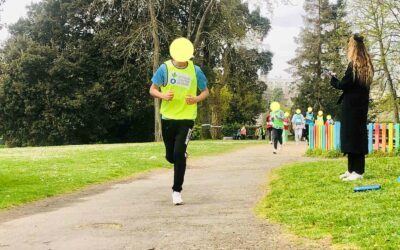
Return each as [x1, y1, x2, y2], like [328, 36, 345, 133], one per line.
[266, 115, 273, 129]
[283, 117, 290, 130]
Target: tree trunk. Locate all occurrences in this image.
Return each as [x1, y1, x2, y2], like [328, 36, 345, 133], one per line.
[375, 4, 400, 123]
[187, 0, 194, 38]
[378, 39, 400, 123]
[193, 0, 215, 51]
[316, 0, 323, 111]
[149, 0, 163, 141]
[210, 99, 222, 139]
[210, 48, 230, 140]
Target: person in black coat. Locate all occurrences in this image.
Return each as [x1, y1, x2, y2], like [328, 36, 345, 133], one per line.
[326, 33, 374, 181]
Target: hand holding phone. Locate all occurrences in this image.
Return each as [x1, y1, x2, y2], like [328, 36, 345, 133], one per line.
[322, 68, 336, 77]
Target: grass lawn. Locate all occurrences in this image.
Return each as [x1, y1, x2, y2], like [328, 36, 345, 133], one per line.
[0, 140, 262, 210]
[256, 157, 400, 249]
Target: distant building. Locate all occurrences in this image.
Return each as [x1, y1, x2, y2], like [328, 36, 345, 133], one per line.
[255, 76, 297, 126]
[259, 75, 296, 107]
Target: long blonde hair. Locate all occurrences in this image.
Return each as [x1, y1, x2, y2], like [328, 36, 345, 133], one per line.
[347, 34, 374, 86]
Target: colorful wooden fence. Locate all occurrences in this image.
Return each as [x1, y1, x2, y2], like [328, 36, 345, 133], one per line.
[309, 122, 341, 151]
[308, 123, 400, 154]
[367, 123, 400, 153]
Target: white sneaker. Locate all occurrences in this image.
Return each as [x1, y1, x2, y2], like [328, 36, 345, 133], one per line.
[339, 171, 352, 180]
[172, 191, 183, 205]
[343, 172, 363, 181]
[273, 149, 277, 154]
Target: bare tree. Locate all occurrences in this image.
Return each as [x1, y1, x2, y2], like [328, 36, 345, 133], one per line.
[351, 0, 400, 123]
[193, 0, 215, 50]
[149, 0, 163, 141]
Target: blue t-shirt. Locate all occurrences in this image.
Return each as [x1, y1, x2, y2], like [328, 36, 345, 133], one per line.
[151, 63, 208, 91]
[305, 112, 314, 125]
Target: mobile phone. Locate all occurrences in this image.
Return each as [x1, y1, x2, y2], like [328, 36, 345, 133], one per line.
[321, 68, 331, 75]
[322, 68, 336, 77]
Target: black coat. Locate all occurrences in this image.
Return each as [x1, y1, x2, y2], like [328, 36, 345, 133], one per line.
[331, 64, 370, 155]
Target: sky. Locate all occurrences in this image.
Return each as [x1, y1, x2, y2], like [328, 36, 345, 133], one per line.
[0, 0, 41, 41]
[0, 0, 305, 79]
[263, 0, 305, 79]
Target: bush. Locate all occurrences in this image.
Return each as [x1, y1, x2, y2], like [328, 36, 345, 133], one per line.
[222, 123, 241, 137]
[221, 123, 261, 139]
[367, 149, 400, 158]
[191, 124, 202, 140]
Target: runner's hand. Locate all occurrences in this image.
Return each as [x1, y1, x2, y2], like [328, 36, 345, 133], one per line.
[185, 95, 197, 105]
[163, 91, 174, 101]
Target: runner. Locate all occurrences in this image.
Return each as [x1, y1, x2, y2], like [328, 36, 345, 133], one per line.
[149, 37, 209, 205]
[325, 115, 335, 125]
[316, 111, 324, 126]
[270, 102, 285, 154]
[304, 107, 314, 142]
[283, 112, 290, 144]
[266, 113, 273, 144]
[292, 109, 305, 144]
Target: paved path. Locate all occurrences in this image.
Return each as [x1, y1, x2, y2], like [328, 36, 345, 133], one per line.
[0, 143, 330, 250]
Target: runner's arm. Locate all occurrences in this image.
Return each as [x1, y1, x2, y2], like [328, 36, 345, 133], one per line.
[150, 64, 170, 100]
[196, 88, 209, 102]
[186, 88, 209, 105]
[195, 66, 209, 103]
[149, 84, 171, 100]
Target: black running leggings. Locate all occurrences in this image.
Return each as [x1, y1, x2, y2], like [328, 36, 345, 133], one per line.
[304, 124, 309, 141]
[347, 153, 365, 175]
[161, 119, 194, 192]
[272, 128, 283, 150]
[267, 127, 273, 141]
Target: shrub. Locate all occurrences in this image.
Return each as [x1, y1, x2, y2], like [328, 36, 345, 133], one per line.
[191, 124, 202, 140]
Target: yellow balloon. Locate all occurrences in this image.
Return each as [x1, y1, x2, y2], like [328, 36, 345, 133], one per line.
[284, 112, 290, 117]
[270, 102, 280, 111]
[296, 109, 301, 114]
[318, 110, 323, 116]
[308, 107, 313, 112]
[169, 37, 194, 62]
[327, 115, 332, 120]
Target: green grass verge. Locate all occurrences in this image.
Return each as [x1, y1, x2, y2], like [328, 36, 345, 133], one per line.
[0, 140, 262, 209]
[306, 149, 400, 159]
[256, 157, 400, 249]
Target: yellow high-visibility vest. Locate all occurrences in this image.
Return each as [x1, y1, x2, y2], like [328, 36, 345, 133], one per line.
[160, 60, 198, 120]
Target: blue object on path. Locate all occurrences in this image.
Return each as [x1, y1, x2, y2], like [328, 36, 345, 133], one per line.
[397, 177, 400, 183]
[353, 185, 381, 192]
